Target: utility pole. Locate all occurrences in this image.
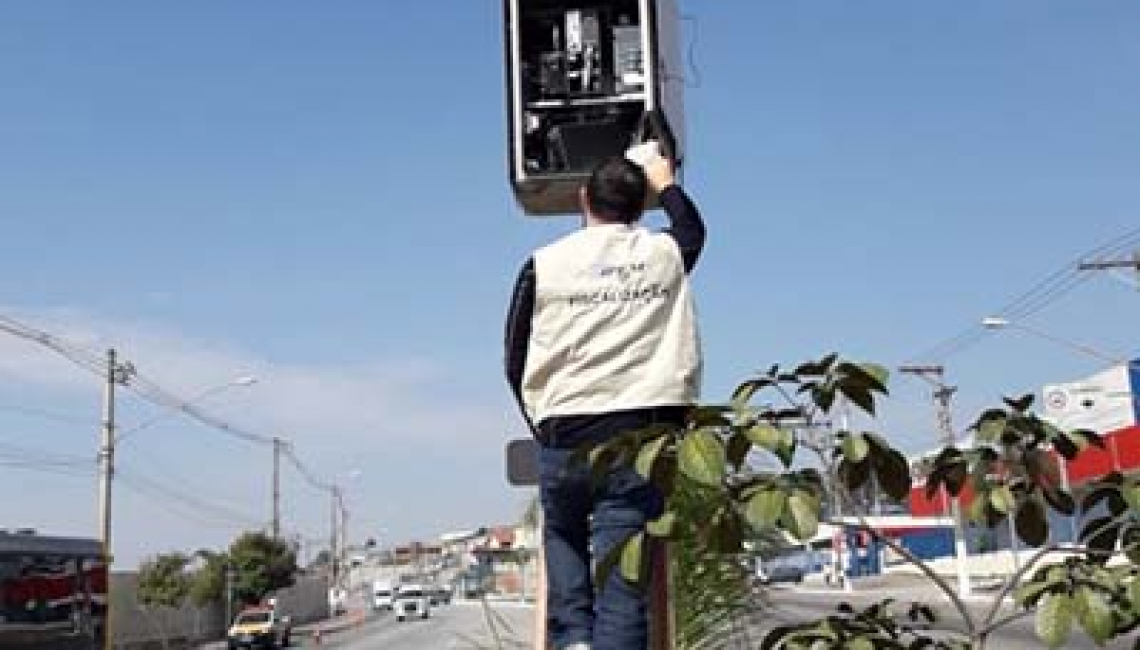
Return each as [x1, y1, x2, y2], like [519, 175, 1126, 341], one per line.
[330, 485, 340, 590]
[272, 438, 282, 540]
[97, 348, 134, 565]
[899, 365, 972, 598]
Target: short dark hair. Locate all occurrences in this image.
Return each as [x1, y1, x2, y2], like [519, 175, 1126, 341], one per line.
[585, 156, 648, 224]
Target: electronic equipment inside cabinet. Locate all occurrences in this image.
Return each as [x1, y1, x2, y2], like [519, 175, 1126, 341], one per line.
[504, 0, 686, 216]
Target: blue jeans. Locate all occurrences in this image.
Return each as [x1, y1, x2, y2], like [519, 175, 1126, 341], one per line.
[538, 413, 671, 650]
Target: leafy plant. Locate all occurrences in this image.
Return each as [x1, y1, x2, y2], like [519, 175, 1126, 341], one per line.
[586, 354, 1135, 649]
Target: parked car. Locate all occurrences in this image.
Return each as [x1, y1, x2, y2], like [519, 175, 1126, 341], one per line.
[394, 584, 432, 622]
[226, 606, 292, 649]
[757, 563, 806, 586]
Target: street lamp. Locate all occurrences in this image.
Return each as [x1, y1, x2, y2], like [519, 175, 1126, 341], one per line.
[118, 375, 258, 443]
[981, 317, 1130, 546]
[980, 317, 1126, 366]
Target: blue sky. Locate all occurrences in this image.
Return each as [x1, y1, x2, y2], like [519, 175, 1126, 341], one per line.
[1, 2, 1138, 567]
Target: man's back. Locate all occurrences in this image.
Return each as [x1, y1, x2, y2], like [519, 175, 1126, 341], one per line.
[523, 222, 701, 424]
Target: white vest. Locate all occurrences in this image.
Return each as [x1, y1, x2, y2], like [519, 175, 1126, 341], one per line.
[522, 224, 702, 423]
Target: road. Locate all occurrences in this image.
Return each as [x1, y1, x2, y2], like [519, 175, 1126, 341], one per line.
[272, 586, 1134, 649]
[317, 600, 535, 650]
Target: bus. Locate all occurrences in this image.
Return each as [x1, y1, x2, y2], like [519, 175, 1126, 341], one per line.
[0, 531, 106, 650]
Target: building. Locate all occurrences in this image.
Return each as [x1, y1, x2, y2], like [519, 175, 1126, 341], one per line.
[0, 530, 106, 650]
[908, 361, 1140, 547]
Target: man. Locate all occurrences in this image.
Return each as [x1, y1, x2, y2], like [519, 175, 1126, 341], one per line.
[504, 149, 705, 650]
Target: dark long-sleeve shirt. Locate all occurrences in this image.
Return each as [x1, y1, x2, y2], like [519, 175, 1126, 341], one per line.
[504, 184, 705, 438]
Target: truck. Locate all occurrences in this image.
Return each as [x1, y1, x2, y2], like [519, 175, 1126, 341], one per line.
[372, 578, 397, 611]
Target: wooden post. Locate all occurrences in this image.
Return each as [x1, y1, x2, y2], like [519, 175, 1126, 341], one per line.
[648, 538, 674, 650]
[534, 539, 551, 650]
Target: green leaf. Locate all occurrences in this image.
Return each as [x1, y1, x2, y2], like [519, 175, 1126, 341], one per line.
[725, 433, 752, 469]
[646, 511, 677, 538]
[690, 406, 733, 427]
[620, 532, 644, 584]
[775, 427, 798, 468]
[875, 449, 914, 501]
[746, 424, 782, 451]
[968, 491, 989, 523]
[813, 385, 837, 412]
[990, 484, 1016, 515]
[781, 490, 820, 542]
[1005, 394, 1035, 413]
[841, 433, 870, 463]
[838, 384, 876, 415]
[1128, 578, 1140, 614]
[635, 435, 669, 480]
[976, 409, 1008, 443]
[731, 379, 766, 407]
[1036, 591, 1074, 649]
[1123, 482, 1140, 512]
[846, 638, 874, 650]
[1015, 499, 1049, 547]
[858, 363, 890, 389]
[745, 488, 787, 530]
[1016, 580, 1053, 607]
[1043, 488, 1076, 516]
[1074, 586, 1114, 645]
[678, 430, 727, 487]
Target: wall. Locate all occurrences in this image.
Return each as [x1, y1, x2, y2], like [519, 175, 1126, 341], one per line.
[109, 571, 330, 650]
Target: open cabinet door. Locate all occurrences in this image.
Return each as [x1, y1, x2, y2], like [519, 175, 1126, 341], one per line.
[504, 0, 686, 216]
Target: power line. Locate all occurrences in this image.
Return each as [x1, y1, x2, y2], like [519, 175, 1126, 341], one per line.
[0, 315, 108, 378]
[117, 477, 266, 531]
[0, 401, 97, 426]
[117, 467, 266, 529]
[911, 228, 1140, 363]
[122, 373, 276, 446]
[282, 446, 332, 493]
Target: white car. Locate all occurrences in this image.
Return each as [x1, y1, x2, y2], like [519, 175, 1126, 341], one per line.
[394, 584, 431, 622]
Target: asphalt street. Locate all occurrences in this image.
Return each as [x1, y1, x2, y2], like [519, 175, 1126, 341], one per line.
[314, 600, 535, 650]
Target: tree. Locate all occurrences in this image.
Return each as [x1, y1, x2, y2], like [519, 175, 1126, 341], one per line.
[593, 354, 1136, 649]
[188, 549, 228, 608]
[137, 552, 191, 609]
[137, 552, 192, 650]
[228, 531, 298, 606]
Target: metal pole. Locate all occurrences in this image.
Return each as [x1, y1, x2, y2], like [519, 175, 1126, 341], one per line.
[900, 365, 972, 598]
[933, 385, 973, 598]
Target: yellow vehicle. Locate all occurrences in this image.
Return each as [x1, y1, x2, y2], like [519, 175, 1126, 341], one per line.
[226, 606, 292, 649]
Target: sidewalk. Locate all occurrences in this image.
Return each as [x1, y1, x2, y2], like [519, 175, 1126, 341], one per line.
[195, 608, 369, 649]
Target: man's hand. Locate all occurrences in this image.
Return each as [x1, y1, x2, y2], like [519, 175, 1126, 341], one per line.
[643, 150, 676, 195]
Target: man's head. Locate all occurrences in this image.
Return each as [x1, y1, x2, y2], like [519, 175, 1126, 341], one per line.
[580, 156, 648, 225]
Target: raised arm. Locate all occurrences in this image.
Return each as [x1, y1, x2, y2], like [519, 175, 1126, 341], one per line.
[504, 259, 538, 435]
[643, 154, 706, 272]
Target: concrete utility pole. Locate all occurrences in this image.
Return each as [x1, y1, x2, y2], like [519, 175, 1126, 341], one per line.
[330, 485, 340, 589]
[97, 348, 135, 565]
[899, 364, 972, 597]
